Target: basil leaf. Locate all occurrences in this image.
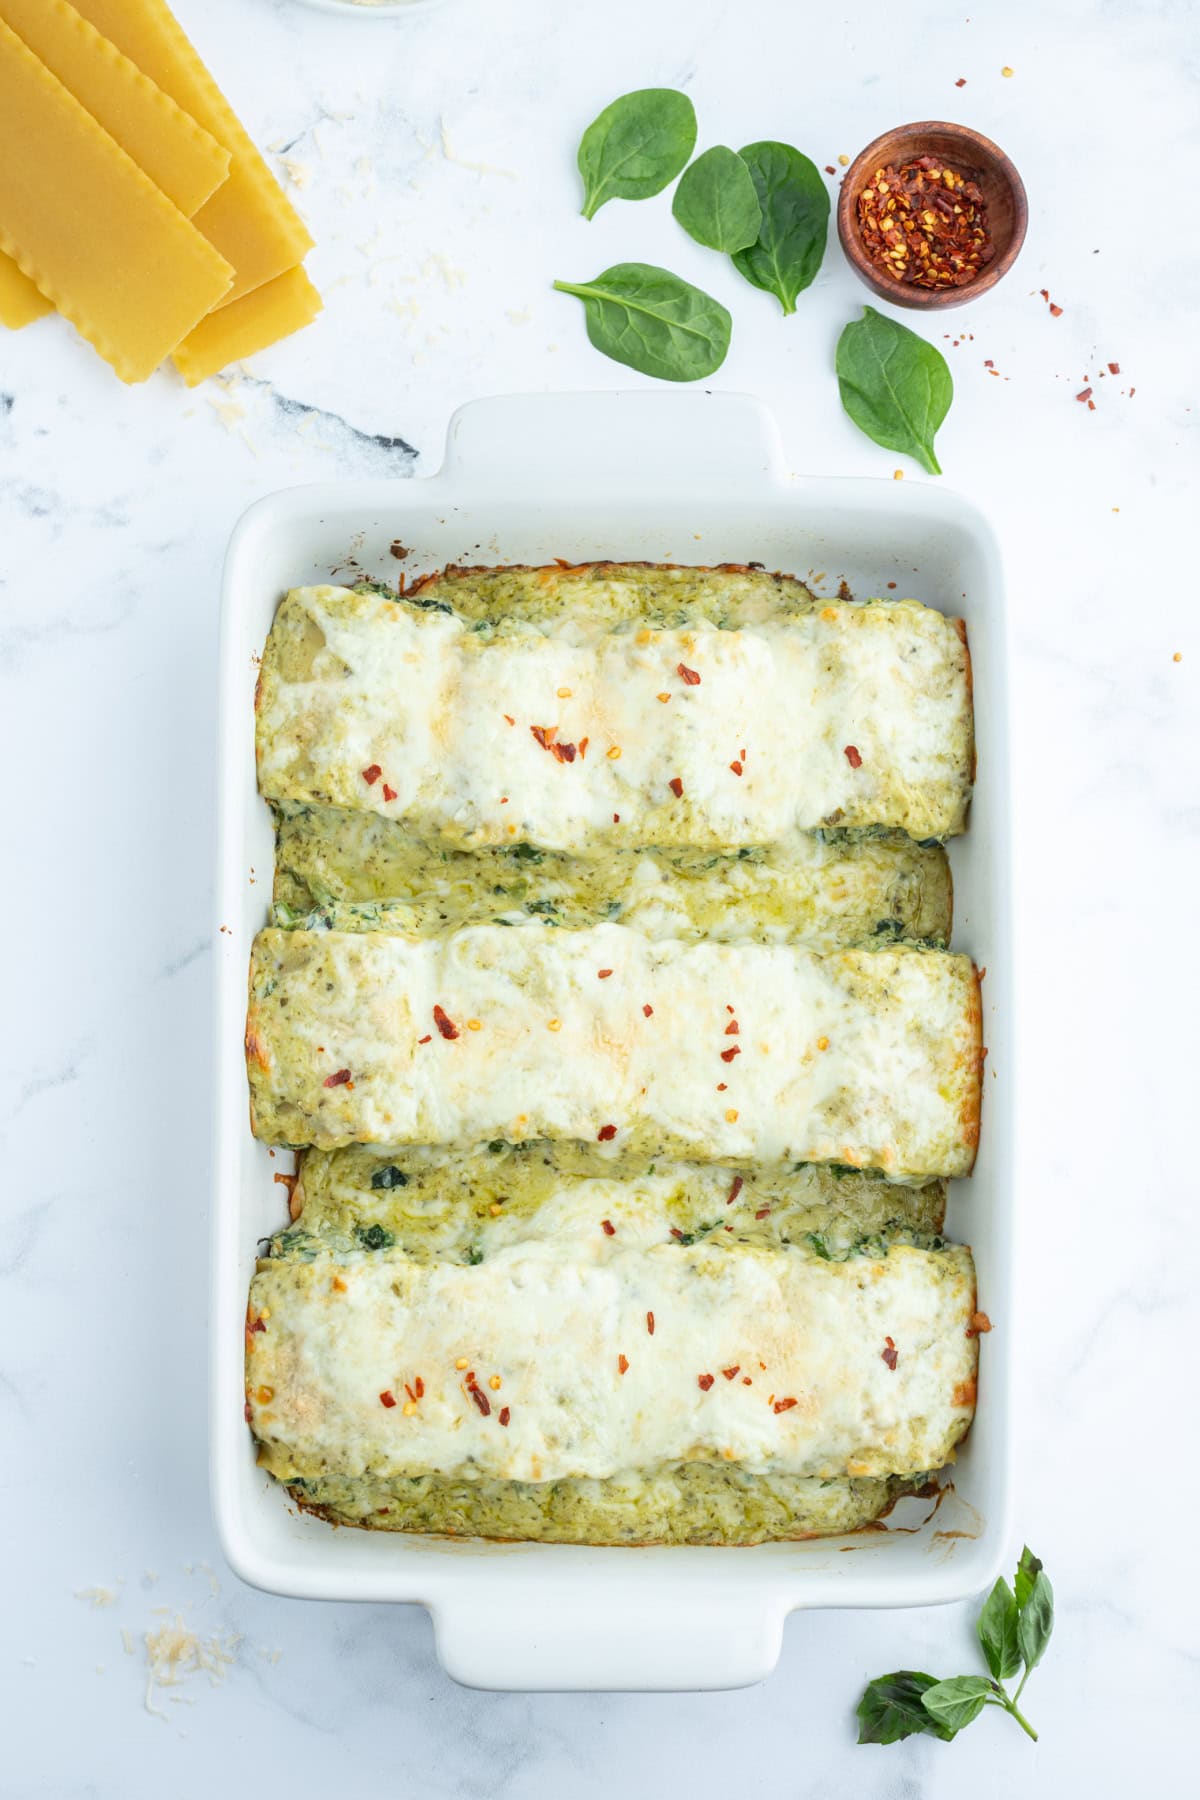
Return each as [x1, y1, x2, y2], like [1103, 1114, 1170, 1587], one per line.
[577, 88, 697, 219]
[977, 1577, 1022, 1680]
[835, 306, 953, 475]
[553, 263, 731, 382]
[672, 145, 761, 253]
[921, 1675, 997, 1733]
[1016, 1569, 1055, 1673]
[856, 1671, 955, 1745]
[1014, 1545, 1043, 1610]
[731, 141, 829, 315]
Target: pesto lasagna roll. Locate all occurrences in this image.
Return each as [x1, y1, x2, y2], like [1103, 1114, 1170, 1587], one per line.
[246, 924, 982, 1177]
[289, 1143, 947, 1259]
[255, 578, 973, 852]
[246, 1237, 978, 1496]
[273, 804, 952, 950]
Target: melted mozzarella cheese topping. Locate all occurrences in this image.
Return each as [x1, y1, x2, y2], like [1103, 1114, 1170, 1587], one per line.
[248, 1240, 977, 1485]
[255, 586, 973, 850]
[246, 924, 981, 1177]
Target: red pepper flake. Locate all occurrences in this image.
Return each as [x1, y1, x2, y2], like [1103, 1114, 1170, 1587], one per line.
[722, 1366, 740, 1380]
[618, 1353, 629, 1375]
[1049, 302, 1063, 317]
[1108, 362, 1120, 375]
[720, 1045, 741, 1063]
[415, 1376, 425, 1397]
[498, 1406, 511, 1425]
[742, 1376, 752, 1386]
[530, 724, 555, 750]
[727, 1175, 743, 1205]
[844, 744, 862, 768]
[470, 1384, 491, 1416]
[432, 1005, 459, 1040]
[503, 714, 515, 726]
[965, 1310, 993, 1338]
[382, 784, 397, 803]
[380, 1390, 397, 1408]
[669, 1228, 684, 1241]
[729, 760, 743, 777]
[773, 1397, 798, 1414]
[754, 1207, 770, 1220]
[579, 736, 589, 758]
[642, 1003, 654, 1018]
[417, 1034, 432, 1045]
[724, 1020, 739, 1035]
[881, 1336, 899, 1371]
[361, 764, 382, 785]
[984, 358, 994, 368]
[668, 776, 684, 798]
[597, 1123, 617, 1142]
[552, 740, 577, 763]
[716, 1082, 727, 1092]
[825, 164, 836, 174]
[404, 1383, 418, 1403]
[646, 1311, 655, 1335]
[597, 968, 613, 979]
[601, 1218, 616, 1236]
[1076, 387, 1092, 403]
[677, 663, 701, 686]
[247, 1314, 266, 1334]
[697, 1373, 715, 1391]
[955, 76, 967, 86]
[323, 1067, 352, 1088]
[857, 157, 993, 291]
[613, 813, 620, 824]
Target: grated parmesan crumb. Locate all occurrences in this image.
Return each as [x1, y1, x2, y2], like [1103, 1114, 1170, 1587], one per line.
[75, 1586, 119, 1608]
[143, 1615, 242, 1721]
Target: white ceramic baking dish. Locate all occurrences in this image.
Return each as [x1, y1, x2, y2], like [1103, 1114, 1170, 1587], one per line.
[212, 391, 1013, 1691]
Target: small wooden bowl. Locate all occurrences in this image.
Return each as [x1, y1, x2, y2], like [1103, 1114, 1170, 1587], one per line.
[837, 121, 1027, 310]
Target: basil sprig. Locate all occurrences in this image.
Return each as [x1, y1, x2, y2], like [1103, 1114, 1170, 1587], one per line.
[731, 141, 830, 314]
[576, 88, 697, 219]
[552, 263, 731, 381]
[858, 1547, 1054, 1747]
[836, 305, 953, 474]
[672, 145, 762, 253]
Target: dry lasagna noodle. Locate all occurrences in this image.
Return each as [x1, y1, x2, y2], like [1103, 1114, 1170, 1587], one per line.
[246, 925, 982, 1177]
[255, 572, 973, 852]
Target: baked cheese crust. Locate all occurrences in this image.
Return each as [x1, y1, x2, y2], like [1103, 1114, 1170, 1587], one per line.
[255, 578, 973, 851]
[246, 924, 982, 1177]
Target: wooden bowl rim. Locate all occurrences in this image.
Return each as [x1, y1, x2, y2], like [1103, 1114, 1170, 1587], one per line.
[836, 120, 1028, 310]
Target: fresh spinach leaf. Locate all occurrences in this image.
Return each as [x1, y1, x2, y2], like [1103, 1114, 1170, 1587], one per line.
[731, 141, 829, 314]
[553, 263, 731, 381]
[856, 1672, 954, 1745]
[977, 1576, 1022, 1680]
[577, 88, 697, 219]
[836, 306, 953, 475]
[672, 145, 761, 252]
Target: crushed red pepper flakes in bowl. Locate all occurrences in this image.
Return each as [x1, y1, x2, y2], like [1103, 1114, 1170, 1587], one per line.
[857, 156, 993, 290]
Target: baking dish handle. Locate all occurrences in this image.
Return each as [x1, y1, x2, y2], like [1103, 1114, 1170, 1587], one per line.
[439, 390, 788, 496]
[430, 1587, 788, 1691]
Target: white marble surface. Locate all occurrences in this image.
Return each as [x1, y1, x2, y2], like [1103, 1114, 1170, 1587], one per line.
[2, 0, 1197, 1790]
